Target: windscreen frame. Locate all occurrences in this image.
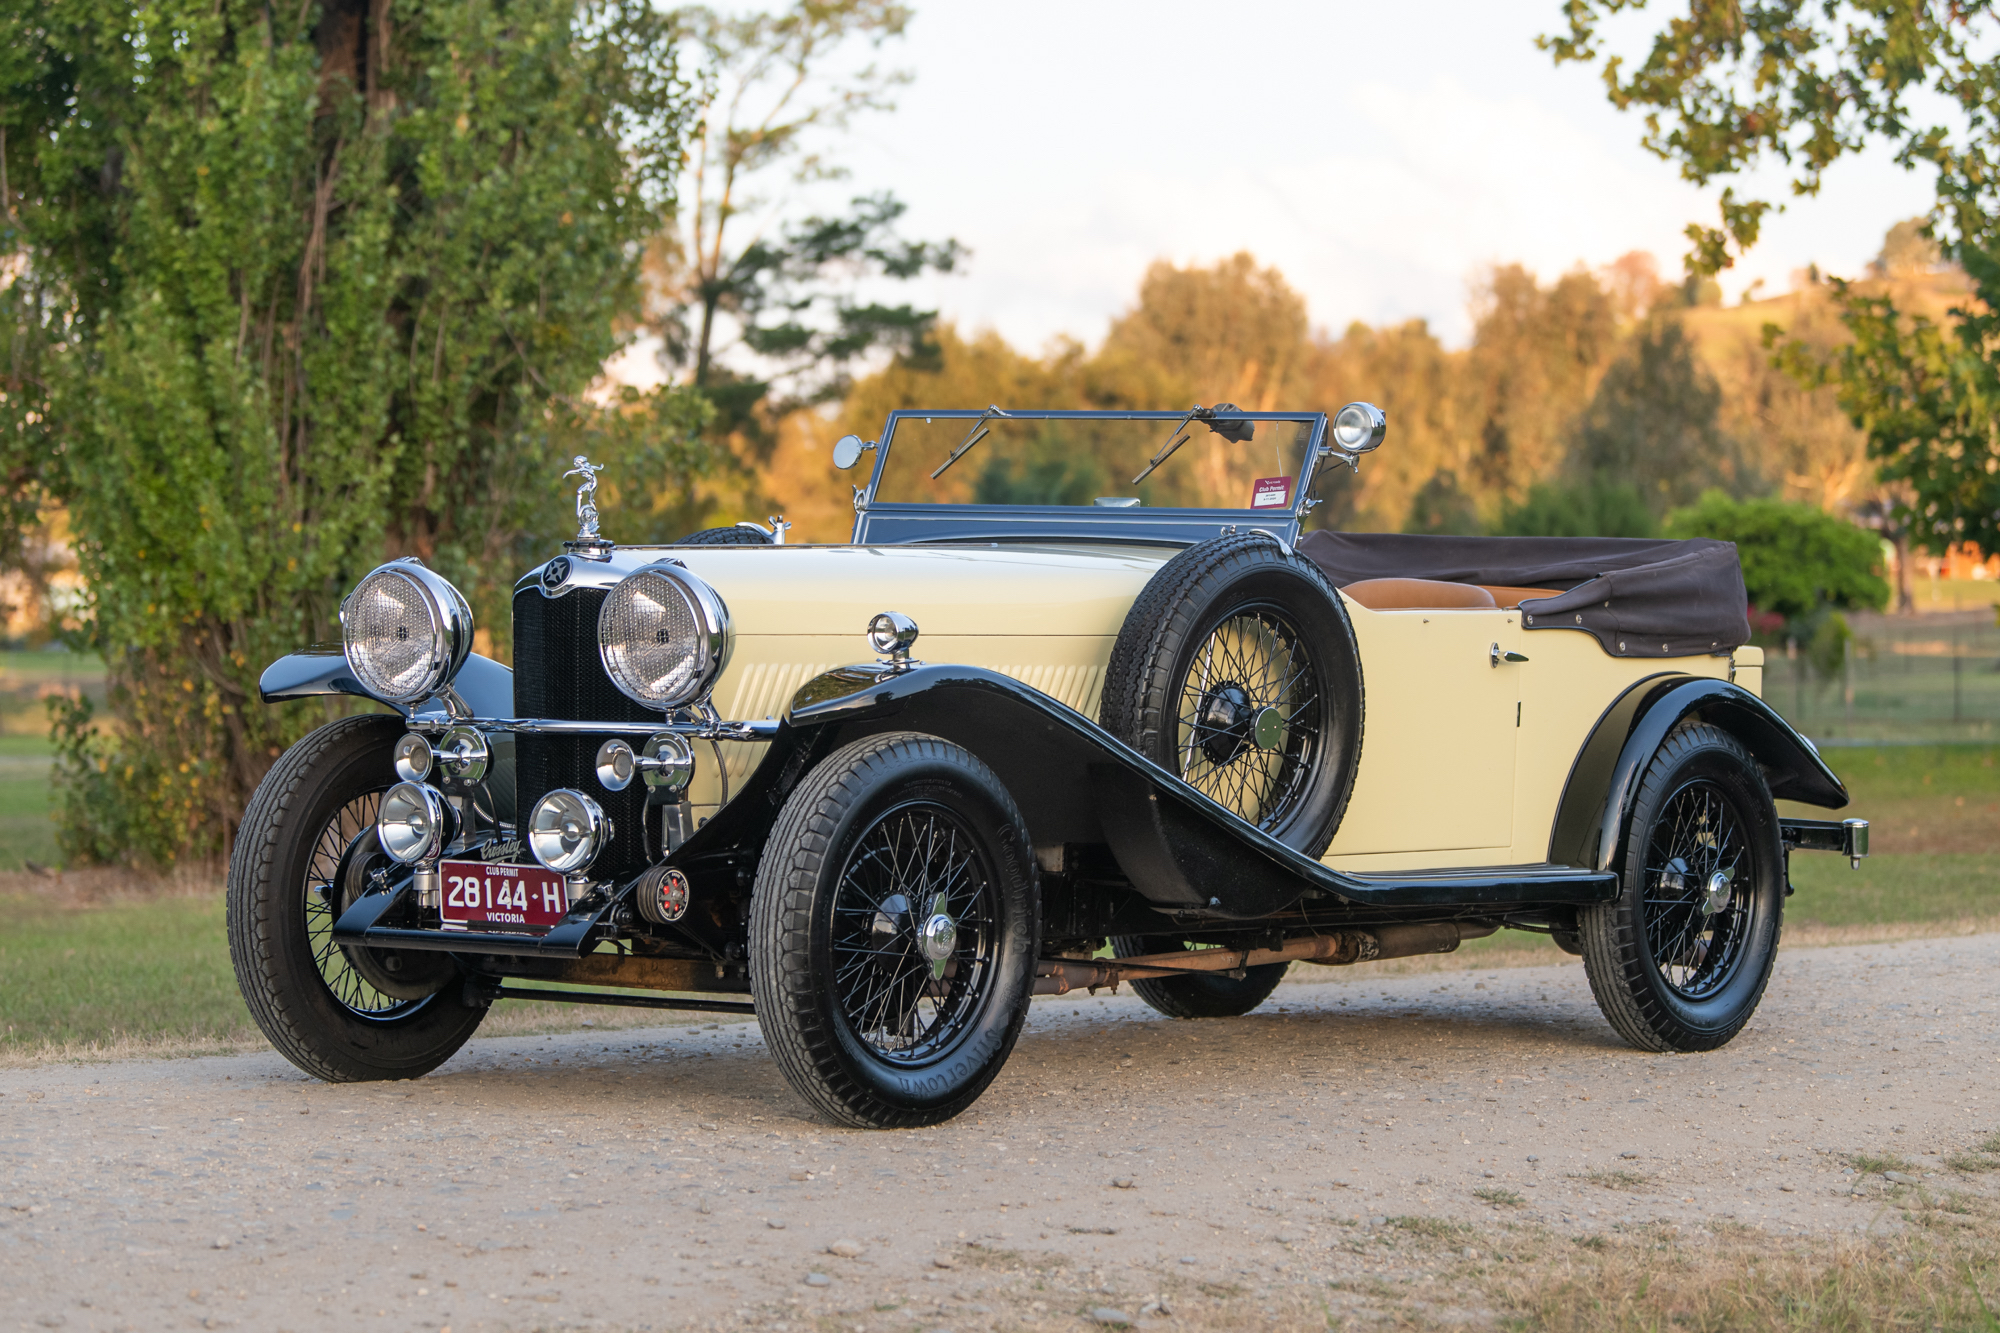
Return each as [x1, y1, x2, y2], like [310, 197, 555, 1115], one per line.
[849, 408, 1333, 548]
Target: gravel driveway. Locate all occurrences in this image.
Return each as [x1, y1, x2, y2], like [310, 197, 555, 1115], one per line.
[3, 934, 1995, 1332]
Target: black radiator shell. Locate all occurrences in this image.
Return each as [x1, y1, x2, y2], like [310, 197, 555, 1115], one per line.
[512, 584, 659, 879]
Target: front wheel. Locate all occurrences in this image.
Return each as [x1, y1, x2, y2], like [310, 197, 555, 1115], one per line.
[1578, 722, 1784, 1052]
[227, 715, 484, 1081]
[751, 733, 1038, 1128]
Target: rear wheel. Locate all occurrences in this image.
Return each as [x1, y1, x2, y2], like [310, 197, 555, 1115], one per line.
[751, 733, 1037, 1128]
[227, 715, 484, 1081]
[1578, 722, 1783, 1052]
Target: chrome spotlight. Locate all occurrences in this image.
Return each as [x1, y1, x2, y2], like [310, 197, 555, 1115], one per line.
[392, 733, 433, 782]
[527, 788, 613, 876]
[1330, 401, 1387, 454]
[377, 781, 450, 865]
[868, 611, 920, 669]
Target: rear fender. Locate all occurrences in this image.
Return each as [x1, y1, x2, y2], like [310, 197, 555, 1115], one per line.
[1549, 674, 1847, 874]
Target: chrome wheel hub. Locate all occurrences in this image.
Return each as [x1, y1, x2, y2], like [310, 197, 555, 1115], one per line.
[1701, 868, 1734, 916]
[918, 896, 958, 979]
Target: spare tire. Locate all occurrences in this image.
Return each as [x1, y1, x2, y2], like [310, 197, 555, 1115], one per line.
[674, 524, 773, 546]
[1098, 531, 1363, 856]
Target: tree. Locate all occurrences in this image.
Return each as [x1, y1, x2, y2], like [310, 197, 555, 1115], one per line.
[1494, 481, 1657, 538]
[653, 2, 960, 430]
[1567, 317, 1757, 516]
[2, 0, 695, 864]
[1460, 264, 1622, 503]
[1402, 472, 1483, 536]
[1091, 253, 1312, 411]
[1545, 2, 2000, 565]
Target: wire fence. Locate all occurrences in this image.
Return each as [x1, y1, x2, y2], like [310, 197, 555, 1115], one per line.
[1765, 609, 2000, 745]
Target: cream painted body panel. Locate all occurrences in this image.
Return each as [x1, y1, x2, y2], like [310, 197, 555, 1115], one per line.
[656, 543, 1169, 819]
[653, 542, 1737, 868]
[1321, 603, 1522, 861]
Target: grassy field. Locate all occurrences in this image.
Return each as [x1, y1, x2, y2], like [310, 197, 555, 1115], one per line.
[2, 741, 1996, 1063]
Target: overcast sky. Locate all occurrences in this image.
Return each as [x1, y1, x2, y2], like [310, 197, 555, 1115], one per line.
[805, 0, 1937, 353]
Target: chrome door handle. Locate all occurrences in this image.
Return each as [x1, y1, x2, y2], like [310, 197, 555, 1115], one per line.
[1489, 643, 1529, 668]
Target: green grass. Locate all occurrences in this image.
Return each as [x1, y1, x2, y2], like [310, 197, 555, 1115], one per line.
[0, 893, 251, 1052]
[1787, 852, 2000, 926]
[0, 772, 59, 871]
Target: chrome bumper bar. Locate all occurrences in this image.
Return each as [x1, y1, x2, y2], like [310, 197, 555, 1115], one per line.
[404, 715, 781, 742]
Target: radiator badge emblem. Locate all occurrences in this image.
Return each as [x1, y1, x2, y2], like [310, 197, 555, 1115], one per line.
[562, 455, 606, 545]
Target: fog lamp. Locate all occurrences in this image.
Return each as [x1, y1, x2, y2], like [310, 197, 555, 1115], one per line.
[377, 781, 450, 865]
[528, 788, 612, 876]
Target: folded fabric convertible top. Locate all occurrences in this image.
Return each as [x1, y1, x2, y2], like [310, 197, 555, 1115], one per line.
[1295, 530, 1750, 659]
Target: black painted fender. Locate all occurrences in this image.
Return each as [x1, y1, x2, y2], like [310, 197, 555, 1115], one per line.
[258, 650, 513, 718]
[671, 662, 1617, 921]
[1549, 673, 1848, 874]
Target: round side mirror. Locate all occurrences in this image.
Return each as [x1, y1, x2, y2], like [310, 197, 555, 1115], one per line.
[1332, 402, 1387, 454]
[832, 434, 873, 470]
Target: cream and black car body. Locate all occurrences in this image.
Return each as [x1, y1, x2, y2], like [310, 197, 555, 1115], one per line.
[231, 405, 1869, 1128]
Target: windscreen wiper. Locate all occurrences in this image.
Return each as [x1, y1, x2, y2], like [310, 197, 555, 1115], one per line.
[931, 405, 1010, 480]
[1130, 404, 1250, 486]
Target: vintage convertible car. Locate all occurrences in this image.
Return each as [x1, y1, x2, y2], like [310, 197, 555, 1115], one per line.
[230, 405, 1869, 1128]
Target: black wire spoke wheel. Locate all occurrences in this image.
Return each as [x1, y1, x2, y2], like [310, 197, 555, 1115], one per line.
[1100, 533, 1362, 857]
[1174, 605, 1321, 829]
[1578, 721, 1783, 1053]
[300, 792, 428, 1019]
[1641, 780, 1749, 1001]
[752, 733, 1037, 1129]
[829, 803, 998, 1063]
[228, 715, 486, 1082]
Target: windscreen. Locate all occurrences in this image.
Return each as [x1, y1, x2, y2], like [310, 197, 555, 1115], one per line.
[871, 414, 1319, 512]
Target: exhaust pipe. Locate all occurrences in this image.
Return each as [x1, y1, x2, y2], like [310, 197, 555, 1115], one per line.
[1033, 922, 1500, 996]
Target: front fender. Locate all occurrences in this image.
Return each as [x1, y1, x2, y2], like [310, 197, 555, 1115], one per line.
[1549, 674, 1848, 874]
[258, 649, 514, 718]
[671, 661, 1615, 920]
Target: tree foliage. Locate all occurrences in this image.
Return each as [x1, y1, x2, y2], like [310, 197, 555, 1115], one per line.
[1545, 2, 2000, 556]
[2, 0, 696, 864]
[652, 2, 959, 429]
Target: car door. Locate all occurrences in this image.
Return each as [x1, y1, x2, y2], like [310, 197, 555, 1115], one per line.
[1323, 608, 1524, 860]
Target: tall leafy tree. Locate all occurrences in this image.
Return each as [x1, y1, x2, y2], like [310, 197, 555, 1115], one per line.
[1545, 2, 2000, 558]
[652, 1, 961, 431]
[1567, 316, 1757, 515]
[1, 0, 695, 864]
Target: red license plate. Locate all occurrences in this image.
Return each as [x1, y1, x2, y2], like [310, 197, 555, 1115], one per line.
[438, 860, 570, 932]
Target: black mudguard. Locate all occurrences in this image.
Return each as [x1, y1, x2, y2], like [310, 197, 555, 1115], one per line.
[258, 650, 514, 719]
[1549, 673, 1847, 873]
[670, 662, 1615, 922]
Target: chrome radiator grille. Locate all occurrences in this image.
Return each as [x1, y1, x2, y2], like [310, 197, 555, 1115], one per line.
[511, 584, 657, 880]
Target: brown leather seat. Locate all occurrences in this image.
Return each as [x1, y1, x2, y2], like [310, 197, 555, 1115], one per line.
[1479, 585, 1563, 609]
[1341, 578, 1498, 611]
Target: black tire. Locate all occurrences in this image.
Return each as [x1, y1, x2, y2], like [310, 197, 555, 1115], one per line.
[227, 715, 485, 1081]
[1578, 722, 1784, 1052]
[1107, 934, 1287, 1018]
[673, 524, 772, 546]
[750, 732, 1038, 1128]
[1099, 532, 1363, 855]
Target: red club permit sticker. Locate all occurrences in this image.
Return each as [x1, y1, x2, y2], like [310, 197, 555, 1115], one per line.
[1251, 476, 1292, 509]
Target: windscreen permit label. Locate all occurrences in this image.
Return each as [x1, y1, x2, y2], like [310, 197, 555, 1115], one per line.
[1251, 476, 1292, 509]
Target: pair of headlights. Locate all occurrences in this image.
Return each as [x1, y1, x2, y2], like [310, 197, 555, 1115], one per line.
[340, 558, 730, 711]
[378, 780, 611, 877]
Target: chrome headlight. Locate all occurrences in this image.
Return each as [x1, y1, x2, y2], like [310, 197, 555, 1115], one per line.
[377, 781, 450, 865]
[340, 560, 474, 705]
[527, 788, 612, 875]
[598, 561, 732, 709]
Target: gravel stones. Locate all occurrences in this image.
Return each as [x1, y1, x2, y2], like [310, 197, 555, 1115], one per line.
[1090, 1309, 1134, 1327]
[825, 1240, 864, 1258]
[803, 1272, 831, 1288]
